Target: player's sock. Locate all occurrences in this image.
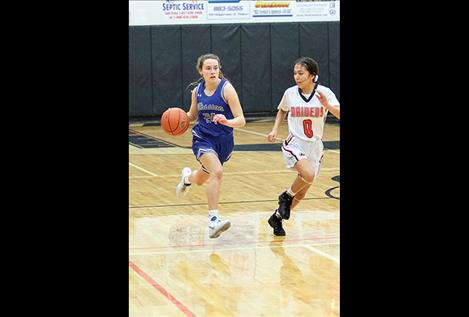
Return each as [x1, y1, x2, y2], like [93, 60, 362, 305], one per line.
[183, 173, 191, 185]
[286, 187, 295, 197]
[209, 210, 219, 224]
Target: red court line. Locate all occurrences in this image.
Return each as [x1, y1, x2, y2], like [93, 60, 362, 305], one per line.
[129, 260, 197, 317]
[130, 236, 339, 251]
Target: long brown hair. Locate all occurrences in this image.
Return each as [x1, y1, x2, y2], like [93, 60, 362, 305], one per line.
[185, 53, 227, 91]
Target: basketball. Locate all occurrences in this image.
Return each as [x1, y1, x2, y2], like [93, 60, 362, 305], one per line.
[161, 107, 189, 136]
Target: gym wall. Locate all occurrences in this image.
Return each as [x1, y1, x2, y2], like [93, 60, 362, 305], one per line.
[129, 22, 340, 118]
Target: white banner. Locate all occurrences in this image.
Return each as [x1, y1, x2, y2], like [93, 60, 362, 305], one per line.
[129, 1, 340, 26]
[207, 1, 251, 20]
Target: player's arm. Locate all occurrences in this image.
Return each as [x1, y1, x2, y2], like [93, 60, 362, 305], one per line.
[267, 94, 288, 143]
[187, 89, 198, 122]
[267, 109, 287, 143]
[316, 90, 340, 119]
[324, 102, 340, 119]
[213, 83, 246, 128]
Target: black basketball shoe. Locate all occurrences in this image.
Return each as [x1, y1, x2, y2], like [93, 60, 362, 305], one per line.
[268, 211, 286, 236]
[277, 191, 293, 220]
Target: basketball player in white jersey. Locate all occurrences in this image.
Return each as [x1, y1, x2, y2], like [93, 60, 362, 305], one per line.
[267, 57, 340, 236]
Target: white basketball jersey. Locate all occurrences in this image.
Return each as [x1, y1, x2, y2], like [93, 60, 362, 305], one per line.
[278, 84, 339, 141]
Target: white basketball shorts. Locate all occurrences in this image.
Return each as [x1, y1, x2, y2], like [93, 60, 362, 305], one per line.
[281, 134, 324, 176]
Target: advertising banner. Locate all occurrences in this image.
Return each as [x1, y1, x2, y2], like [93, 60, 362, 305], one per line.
[129, 0, 340, 26]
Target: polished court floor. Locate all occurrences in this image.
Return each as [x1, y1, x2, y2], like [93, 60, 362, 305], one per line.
[129, 119, 340, 317]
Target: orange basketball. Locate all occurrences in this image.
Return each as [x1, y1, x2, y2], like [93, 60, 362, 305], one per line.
[161, 107, 189, 136]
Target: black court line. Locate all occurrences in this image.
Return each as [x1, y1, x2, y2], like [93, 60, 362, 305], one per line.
[129, 129, 184, 148]
[234, 140, 340, 151]
[129, 197, 333, 209]
[324, 140, 340, 150]
[141, 116, 280, 126]
[325, 186, 340, 200]
[234, 143, 281, 151]
[140, 115, 341, 126]
[129, 129, 339, 151]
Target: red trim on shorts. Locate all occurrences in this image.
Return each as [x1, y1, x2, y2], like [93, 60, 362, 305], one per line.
[284, 134, 293, 146]
[282, 144, 299, 161]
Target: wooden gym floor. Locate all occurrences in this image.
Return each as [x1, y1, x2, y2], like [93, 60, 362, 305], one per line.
[129, 118, 340, 317]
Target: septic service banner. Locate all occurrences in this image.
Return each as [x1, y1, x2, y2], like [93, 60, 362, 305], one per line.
[129, 0, 340, 26]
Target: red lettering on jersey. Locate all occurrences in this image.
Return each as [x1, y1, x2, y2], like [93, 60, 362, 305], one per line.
[314, 107, 319, 117]
[290, 106, 325, 117]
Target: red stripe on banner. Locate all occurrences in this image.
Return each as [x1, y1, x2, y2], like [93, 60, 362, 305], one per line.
[129, 260, 197, 317]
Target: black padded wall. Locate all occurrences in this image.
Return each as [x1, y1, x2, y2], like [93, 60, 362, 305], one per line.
[211, 24, 242, 104]
[271, 23, 299, 111]
[241, 24, 271, 113]
[328, 22, 340, 99]
[129, 21, 340, 118]
[151, 26, 183, 116]
[181, 25, 211, 110]
[129, 26, 153, 116]
[300, 23, 329, 87]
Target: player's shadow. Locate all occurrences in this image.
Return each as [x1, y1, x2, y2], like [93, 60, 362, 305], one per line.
[208, 252, 232, 277]
[269, 238, 314, 305]
[169, 252, 234, 316]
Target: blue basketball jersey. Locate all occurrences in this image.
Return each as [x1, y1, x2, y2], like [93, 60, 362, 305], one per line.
[192, 78, 234, 138]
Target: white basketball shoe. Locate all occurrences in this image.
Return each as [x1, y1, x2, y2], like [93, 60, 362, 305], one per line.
[208, 218, 231, 239]
[175, 167, 192, 198]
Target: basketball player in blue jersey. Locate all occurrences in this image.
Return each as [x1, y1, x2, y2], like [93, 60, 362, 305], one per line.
[267, 57, 340, 236]
[176, 53, 246, 239]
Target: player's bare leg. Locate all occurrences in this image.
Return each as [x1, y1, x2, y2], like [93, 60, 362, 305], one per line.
[292, 159, 315, 193]
[269, 160, 315, 236]
[276, 159, 314, 219]
[291, 184, 311, 209]
[289, 160, 315, 209]
[175, 162, 211, 198]
[199, 153, 231, 238]
[188, 167, 210, 185]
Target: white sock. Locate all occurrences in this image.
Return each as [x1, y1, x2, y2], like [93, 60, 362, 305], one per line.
[286, 187, 295, 197]
[209, 210, 219, 223]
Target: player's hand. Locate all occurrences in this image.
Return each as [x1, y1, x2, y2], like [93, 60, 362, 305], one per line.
[267, 130, 277, 143]
[212, 114, 228, 125]
[315, 90, 330, 108]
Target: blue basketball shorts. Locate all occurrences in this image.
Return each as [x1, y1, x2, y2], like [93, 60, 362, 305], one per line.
[191, 132, 234, 165]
